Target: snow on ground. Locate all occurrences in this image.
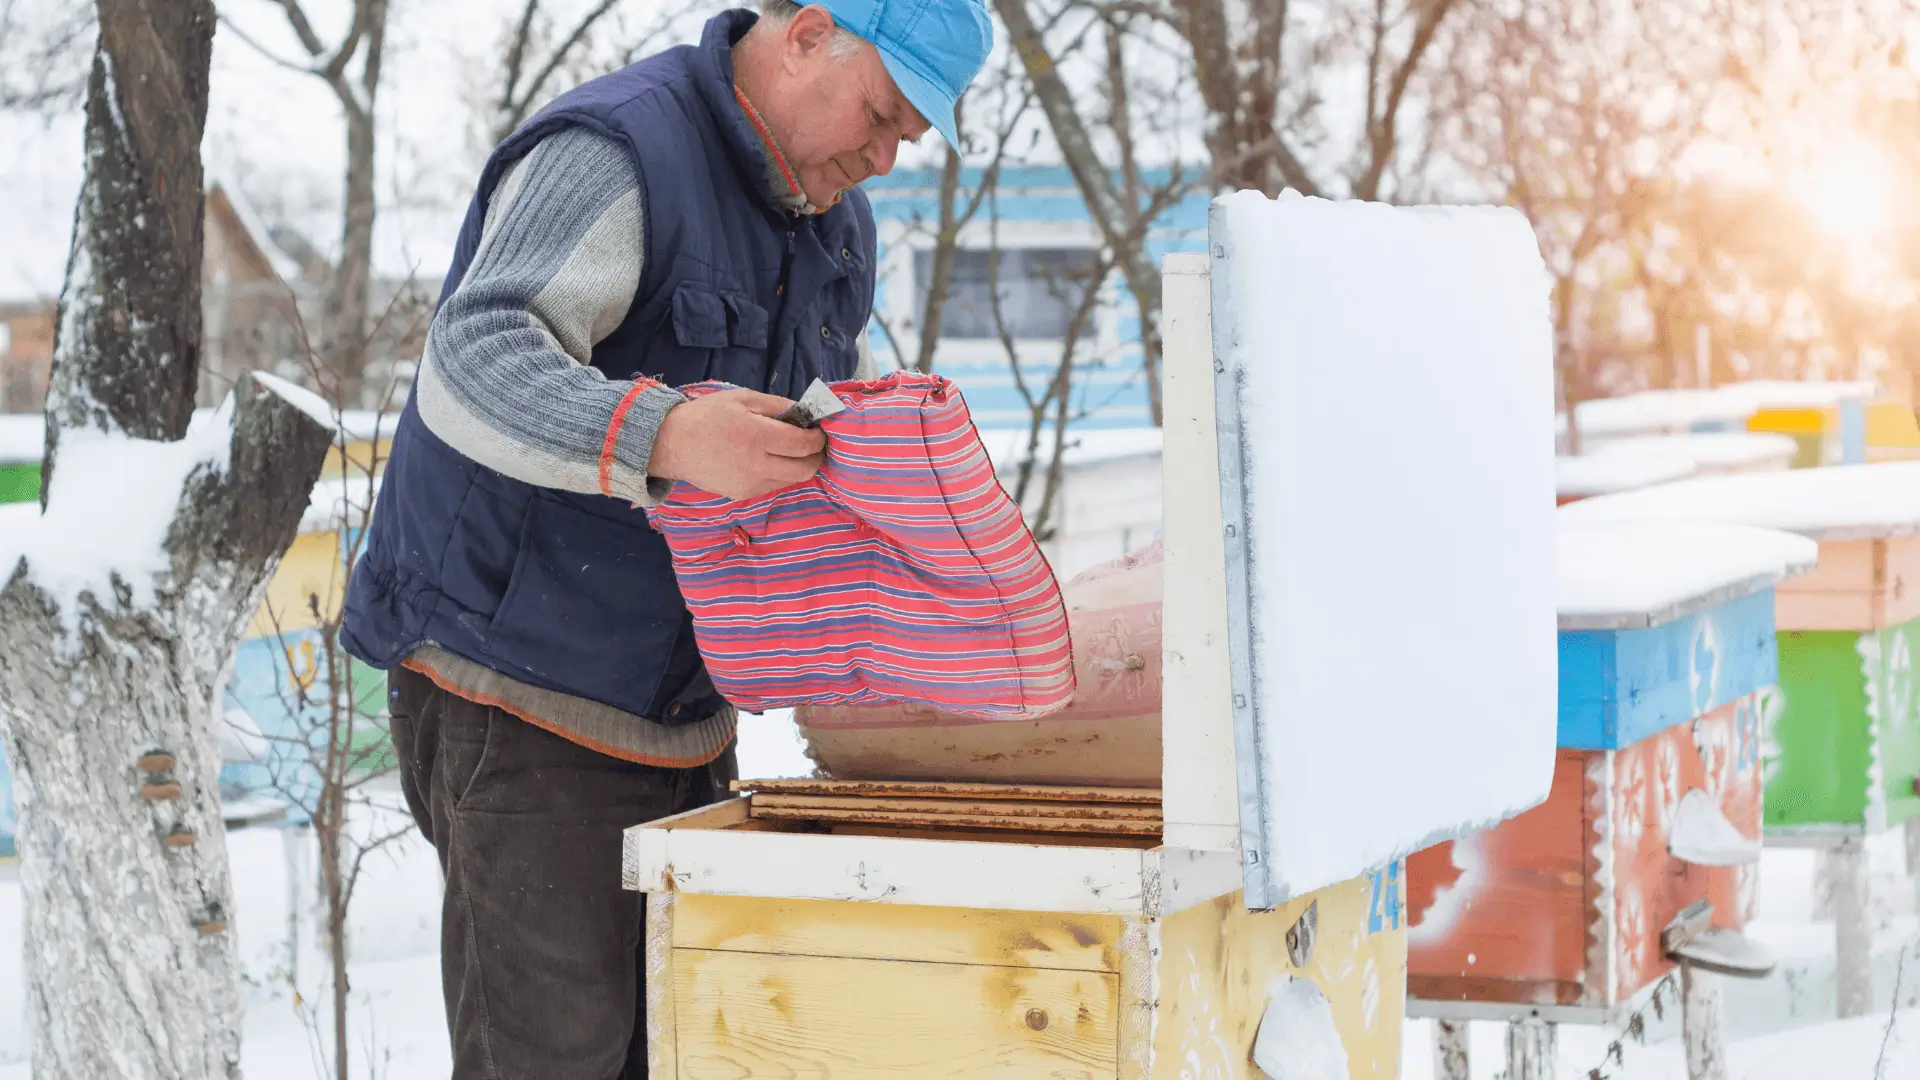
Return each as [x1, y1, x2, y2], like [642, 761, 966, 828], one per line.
[1401, 1010, 1920, 1080]
[3, 715, 1920, 1077]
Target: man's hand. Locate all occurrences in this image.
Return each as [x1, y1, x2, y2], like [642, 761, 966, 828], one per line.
[648, 389, 827, 500]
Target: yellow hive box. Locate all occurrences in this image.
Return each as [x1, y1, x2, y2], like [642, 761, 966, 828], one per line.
[635, 805, 1404, 1079]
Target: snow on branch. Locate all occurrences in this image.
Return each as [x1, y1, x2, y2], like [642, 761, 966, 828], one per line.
[0, 399, 233, 636]
[0, 372, 334, 644]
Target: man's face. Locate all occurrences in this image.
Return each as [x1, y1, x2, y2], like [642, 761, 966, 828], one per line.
[767, 7, 934, 206]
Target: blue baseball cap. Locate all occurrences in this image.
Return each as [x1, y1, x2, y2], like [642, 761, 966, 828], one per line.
[812, 0, 993, 150]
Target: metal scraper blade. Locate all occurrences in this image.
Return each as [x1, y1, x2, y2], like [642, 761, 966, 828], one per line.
[775, 379, 847, 429]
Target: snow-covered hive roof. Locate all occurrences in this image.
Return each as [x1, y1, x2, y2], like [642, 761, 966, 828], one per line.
[1596, 432, 1797, 472]
[1716, 379, 1879, 410]
[1561, 388, 1759, 439]
[1557, 521, 1818, 630]
[1556, 441, 1698, 499]
[1557, 431, 1798, 499]
[1556, 382, 1881, 442]
[1558, 460, 1920, 541]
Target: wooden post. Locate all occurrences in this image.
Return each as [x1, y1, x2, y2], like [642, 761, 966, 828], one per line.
[1157, 251, 1239, 853]
[1503, 1015, 1556, 1080]
[1907, 816, 1920, 914]
[645, 890, 678, 1077]
[1832, 838, 1872, 1018]
[1812, 849, 1837, 920]
[1435, 1019, 1470, 1080]
[1681, 963, 1729, 1080]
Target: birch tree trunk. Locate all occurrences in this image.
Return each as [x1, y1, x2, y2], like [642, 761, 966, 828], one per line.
[0, 3, 333, 1075]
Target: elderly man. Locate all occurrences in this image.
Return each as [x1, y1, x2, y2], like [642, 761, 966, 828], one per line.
[342, 1, 990, 1074]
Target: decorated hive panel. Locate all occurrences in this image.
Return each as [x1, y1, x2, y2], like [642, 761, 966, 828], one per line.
[1558, 589, 1778, 750]
[1408, 696, 1763, 1010]
[1766, 617, 1920, 835]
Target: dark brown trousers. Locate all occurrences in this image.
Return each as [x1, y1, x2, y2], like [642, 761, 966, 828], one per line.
[387, 666, 733, 1079]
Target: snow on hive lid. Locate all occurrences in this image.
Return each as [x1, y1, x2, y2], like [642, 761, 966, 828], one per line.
[1207, 189, 1557, 907]
[1558, 460, 1920, 541]
[1716, 379, 1878, 411]
[1598, 432, 1797, 471]
[1557, 442, 1698, 498]
[1557, 521, 1818, 630]
[1561, 388, 1759, 438]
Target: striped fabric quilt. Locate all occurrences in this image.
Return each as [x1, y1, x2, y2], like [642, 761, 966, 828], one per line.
[646, 371, 1076, 719]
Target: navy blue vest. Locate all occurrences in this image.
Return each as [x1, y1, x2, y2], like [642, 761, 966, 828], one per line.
[343, 9, 875, 723]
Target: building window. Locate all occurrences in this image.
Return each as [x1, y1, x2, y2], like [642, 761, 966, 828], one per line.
[914, 248, 1099, 340]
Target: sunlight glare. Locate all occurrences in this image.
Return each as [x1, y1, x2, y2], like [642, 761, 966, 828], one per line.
[1803, 140, 1891, 243]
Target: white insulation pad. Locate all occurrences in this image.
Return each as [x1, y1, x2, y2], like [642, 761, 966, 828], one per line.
[1207, 191, 1559, 906]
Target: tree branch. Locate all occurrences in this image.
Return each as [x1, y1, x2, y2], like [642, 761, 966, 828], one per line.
[1355, 0, 1460, 202]
[499, 0, 541, 115]
[514, 0, 622, 121]
[216, 13, 322, 77]
[992, 0, 1162, 318]
[321, 0, 370, 81]
[270, 0, 328, 57]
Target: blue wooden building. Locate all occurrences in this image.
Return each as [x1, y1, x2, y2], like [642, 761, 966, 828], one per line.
[862, 165, 1208, 430]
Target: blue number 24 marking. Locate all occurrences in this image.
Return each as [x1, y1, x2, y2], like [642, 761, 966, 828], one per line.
[1367, 861, 1402, 934]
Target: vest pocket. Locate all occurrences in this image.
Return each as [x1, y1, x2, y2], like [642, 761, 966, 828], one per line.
[671, 280, 772, 389]
[670, 282, 729, 349]
[483, 493, 686, 715]
[720, 293, 768, 348]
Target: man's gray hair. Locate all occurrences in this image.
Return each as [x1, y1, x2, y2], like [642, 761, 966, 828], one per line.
[759, 0, 867, 60]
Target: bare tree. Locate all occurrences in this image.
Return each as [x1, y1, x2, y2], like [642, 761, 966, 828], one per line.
[253, 384, 406, 1080]
[1023, 0, 1462, 202]
[0, 1, 332, 1074]
[487, 0, 714, 145]
[223, 0, 392, 404]
[494, 0, 621, 140]
[866, 62, 1036, 375]
[988, 217, 1114, 540]
[981, 156, 1190, 536]
[0, 0, 94, 110]
[992, 0, 1205, 425]
[994, 0, 1168, 420]
[1437, 0, 1720, 449]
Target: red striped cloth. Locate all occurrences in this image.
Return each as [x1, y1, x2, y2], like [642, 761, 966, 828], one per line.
[646, 371, 1076, 719]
